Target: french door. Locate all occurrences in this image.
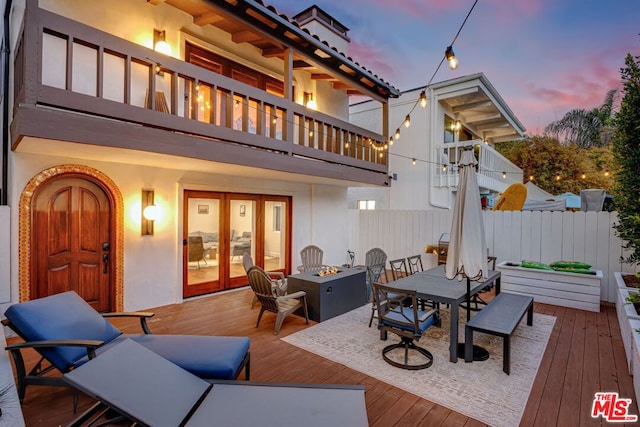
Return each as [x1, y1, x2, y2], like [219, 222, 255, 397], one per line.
[183, 191, 291, 298]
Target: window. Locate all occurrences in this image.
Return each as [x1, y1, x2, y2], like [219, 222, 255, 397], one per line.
[357, 200, 376, 210]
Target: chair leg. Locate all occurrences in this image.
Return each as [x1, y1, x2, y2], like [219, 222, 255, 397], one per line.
[382, 337, 433, 370]
[369, 303, 376, 328]
[256, 307, 266, 327]
[274, 313, 285, 335]
[251, 294, 258, 308]
[302, 299, 310, 324]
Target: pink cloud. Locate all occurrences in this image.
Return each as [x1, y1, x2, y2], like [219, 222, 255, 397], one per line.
[348, 41, 398, 84]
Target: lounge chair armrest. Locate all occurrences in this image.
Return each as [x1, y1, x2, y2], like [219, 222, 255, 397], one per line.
[278, 291, 306, 301]
[6, 339, 103, 359]
[102, 312, 155, 334]
[268, 272, 286, 281]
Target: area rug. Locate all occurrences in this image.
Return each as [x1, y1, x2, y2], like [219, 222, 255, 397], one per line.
[282, 304, 555, 427]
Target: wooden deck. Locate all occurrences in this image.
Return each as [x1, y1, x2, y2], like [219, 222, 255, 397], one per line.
[9, 287, 639, 426]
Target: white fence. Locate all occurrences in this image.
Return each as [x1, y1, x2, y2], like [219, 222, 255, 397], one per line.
[347, 209, 638, 303]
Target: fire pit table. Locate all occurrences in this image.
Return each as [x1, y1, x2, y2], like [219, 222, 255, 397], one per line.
[287, 267, 366, 322]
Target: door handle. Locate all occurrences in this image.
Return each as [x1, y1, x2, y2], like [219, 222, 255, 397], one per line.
[102, 253, 109, 274]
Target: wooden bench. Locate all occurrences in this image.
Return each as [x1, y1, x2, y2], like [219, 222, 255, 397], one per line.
[464, 292, 534, 374]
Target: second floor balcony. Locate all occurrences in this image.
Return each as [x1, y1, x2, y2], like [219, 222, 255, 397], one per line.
[10, 3, 396, 187]
[433, 140, 523, 193]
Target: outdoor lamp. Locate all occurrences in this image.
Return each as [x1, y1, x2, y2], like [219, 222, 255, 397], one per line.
[142, 189, 159, 235]
[445, 46, 458, 70]
[419, 91, 428, 108]
[153, 30, 171, 56]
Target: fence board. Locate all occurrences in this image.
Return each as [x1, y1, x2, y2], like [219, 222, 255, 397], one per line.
[350, 210, 640, 303]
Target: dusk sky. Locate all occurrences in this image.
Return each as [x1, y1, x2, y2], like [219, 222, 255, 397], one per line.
[272, 0, 640, 135]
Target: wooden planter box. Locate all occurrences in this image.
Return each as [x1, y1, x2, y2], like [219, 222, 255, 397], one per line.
[497, 261, 602, 312]
[616, 276, 640, 374]
[630, 319, 640, 400]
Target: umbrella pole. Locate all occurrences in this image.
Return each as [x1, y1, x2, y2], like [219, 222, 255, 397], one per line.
[457, 276, 490, 361]
[466, 277, 471, 322]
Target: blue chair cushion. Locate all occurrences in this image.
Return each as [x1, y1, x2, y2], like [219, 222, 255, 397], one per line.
[381, 307, 438, 337]
[4, 291, 122, 371]
[76, 334, 250, 380]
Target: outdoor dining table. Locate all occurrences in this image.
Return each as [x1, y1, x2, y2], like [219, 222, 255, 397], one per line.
[382, 265, 501, 363]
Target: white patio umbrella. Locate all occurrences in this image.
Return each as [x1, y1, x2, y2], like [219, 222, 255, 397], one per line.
[445, 148, 489, 360]
[446, 149, 488, 318]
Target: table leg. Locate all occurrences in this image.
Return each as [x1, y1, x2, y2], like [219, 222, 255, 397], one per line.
[496, 276, 501, 295]
[450, 303, 459, 363]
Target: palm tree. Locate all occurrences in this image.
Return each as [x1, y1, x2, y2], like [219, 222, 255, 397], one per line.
[545, 89, 617, 148]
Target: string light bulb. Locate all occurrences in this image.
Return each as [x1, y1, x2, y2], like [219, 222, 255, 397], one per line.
[581, 173, 586, 179]
[604, 171, 610, 177]
[442, 164, 448, 172]
[394, 128, 400, 140]
[404, 114, 411, 128]
[445, 46, 458, 70]
[412, 158, 416, 166]
[388, 136, 394, 146]
[555, 175, 561, 181]
[502, 171, 506, 179]
[529, 175, 535, 181]
[419, 91, 427, 108]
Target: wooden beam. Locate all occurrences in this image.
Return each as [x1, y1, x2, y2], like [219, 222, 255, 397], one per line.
[310, 73, 334, 80]
[262, 47, 285, 58]
[193, 12, 224, 26]
[147, 0, 165, 5]
[231, 30, 262, 44]
[292, 60, 313, 69]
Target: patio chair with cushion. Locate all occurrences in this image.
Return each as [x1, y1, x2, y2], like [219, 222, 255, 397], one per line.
[389, 258, 409, 281]
[364, 247, 387, 302]
[406, 254, 424, 274]
[297, 245, 324, 273]
[2, 291, 250, 405]
[64, 339, 368, 427]
[367, 262, 388, 327]
[247, 266, 309, 335]
[243, 252, 287, 308]
[372, 282, 440, 370]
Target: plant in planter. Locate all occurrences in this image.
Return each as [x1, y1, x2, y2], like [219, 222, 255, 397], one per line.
[625, 292, 640, 315]
[612, 53, 640, 277]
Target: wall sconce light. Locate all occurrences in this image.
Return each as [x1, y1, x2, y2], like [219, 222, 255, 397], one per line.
[153, 29, 172, 56]
[141, 189, 159, 236]
[445, 46, 458, 70]
[304, 92, 317, 110]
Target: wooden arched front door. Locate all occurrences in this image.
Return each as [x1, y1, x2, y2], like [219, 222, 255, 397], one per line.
[31, 175, 113, 312]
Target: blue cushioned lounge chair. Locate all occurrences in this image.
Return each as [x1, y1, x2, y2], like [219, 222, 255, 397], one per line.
[2, 291, 250, 404]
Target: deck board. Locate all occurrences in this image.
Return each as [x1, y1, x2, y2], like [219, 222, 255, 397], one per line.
[6, 288, 639, 426]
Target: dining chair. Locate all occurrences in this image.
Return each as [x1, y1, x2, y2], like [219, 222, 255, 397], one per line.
[247, 266, 309, 335]
[297, 245, 324, 273]
[406, 254, 424, 275]
[243, 252, 287, 308]
[366, 262, 388, 327]
[389, 258, 409, 281]
[372, 282, 439, 370]
[364, 248, 387, 302]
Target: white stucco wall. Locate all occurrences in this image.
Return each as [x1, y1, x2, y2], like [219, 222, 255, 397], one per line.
[7, 151, 351, 311]
[350, 88, 443, 211]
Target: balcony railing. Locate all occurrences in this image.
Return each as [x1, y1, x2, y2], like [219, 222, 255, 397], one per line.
[433, 140, 523, 192]
[13, 6, 388, 179]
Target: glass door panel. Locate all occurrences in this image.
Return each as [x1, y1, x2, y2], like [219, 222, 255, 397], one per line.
[184, 193, 222, 297]
[229, 199, 256, 284]
[264, 200, 286, 273]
